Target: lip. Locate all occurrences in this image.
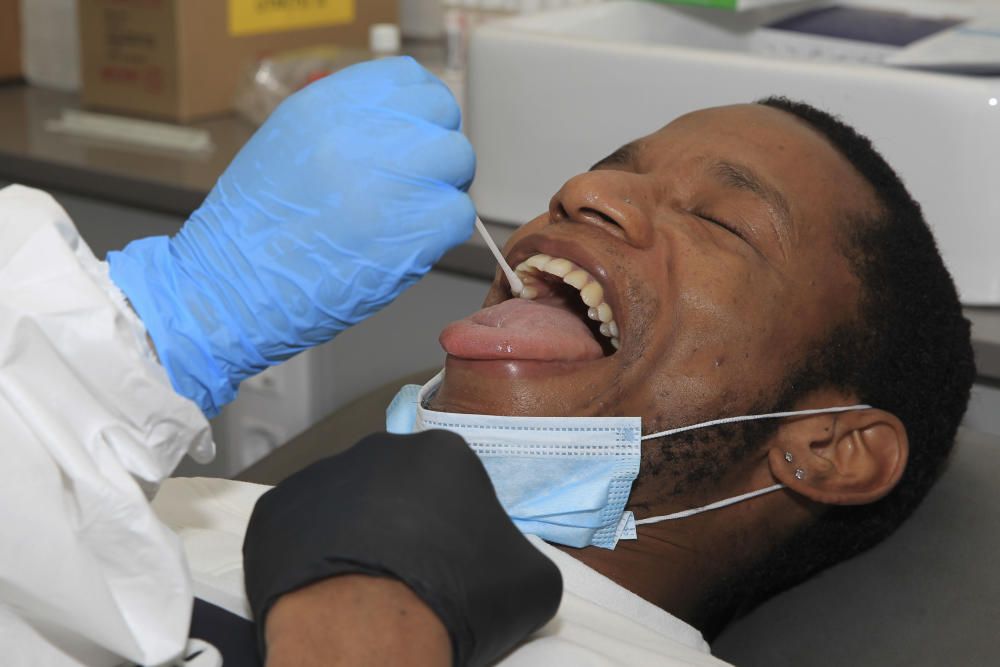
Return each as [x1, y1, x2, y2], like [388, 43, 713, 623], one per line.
[441, 356, 613, 381]
[497, 233, 625, 347]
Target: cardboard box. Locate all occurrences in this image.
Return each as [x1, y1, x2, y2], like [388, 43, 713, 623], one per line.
[0, 0, 22, 81]
[80, 0, 396, 121]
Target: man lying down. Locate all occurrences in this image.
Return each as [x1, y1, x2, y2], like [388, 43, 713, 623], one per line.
[156, 97, 974, 666]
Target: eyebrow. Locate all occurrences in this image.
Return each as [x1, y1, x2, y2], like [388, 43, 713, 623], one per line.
[709, 160, 792, 246]
[590, 141, 641, 171]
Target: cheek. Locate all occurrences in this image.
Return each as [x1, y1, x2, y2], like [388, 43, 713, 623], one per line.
[670, 257, 796, 383]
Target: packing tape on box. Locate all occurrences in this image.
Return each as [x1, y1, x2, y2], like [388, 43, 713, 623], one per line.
[228, 0, 356, 37]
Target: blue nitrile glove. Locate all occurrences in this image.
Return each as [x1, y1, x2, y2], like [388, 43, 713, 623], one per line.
[108, 57, 476, 417]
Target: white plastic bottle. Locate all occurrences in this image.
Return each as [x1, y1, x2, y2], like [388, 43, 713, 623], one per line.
[370, 23, 402, 59]
[234, 23, 402, 125]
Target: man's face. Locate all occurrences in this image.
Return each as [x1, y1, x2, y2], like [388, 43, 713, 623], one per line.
[430, 104, 873, 435]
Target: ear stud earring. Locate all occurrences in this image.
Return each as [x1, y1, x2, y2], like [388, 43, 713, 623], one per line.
[794, 468, 806, 480]
[784, 451, 794, 463]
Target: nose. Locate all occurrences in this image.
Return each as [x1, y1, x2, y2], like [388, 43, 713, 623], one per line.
[548, 171, 654, 248]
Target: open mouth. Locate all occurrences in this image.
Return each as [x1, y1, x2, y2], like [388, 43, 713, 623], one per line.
[438, 246, 621, 363]
[512, 254, 620, 355]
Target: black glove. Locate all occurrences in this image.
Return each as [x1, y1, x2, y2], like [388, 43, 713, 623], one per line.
[243, 430, 563, 666]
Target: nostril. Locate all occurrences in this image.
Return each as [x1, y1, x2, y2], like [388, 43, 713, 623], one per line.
[555, 202, 570, 222]
[580, 207, 624, 231]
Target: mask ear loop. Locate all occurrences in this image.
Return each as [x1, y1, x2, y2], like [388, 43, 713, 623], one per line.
[631, 404, 873, 527]
[640, 404, 872, 441]
[633, 483, 786, 525]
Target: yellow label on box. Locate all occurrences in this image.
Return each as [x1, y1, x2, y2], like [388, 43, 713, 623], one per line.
[228, 0, 355, 37]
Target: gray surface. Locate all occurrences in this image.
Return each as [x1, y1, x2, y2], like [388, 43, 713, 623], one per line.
[713, 426, 1000, 666]
[0, 38, 451, 217]
[0, 84, 244, 216]
[238, 367, 439, 486]
[968, 308, 1000, 387]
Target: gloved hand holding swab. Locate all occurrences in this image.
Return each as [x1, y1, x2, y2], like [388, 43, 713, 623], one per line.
[475, 217, 524, 296]
[108, 58, 476, 417]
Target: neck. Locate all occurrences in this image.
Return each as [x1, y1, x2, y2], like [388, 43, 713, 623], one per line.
[558, 476, 808, 639]
[558, 513, 733, 634]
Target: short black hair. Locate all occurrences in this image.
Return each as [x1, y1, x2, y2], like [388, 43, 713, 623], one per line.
[721, 97, 976, 623]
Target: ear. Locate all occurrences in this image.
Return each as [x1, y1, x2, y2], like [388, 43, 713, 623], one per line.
[767, 402, 908, 506]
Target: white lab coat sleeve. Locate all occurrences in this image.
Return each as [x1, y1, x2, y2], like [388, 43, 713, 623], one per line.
[0, 185, 215, 667]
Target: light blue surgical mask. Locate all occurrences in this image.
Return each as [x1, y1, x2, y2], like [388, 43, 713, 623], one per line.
[386, 371, 870, 550]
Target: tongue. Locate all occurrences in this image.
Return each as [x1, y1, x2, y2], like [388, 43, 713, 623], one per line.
[439, 298, 604, 362]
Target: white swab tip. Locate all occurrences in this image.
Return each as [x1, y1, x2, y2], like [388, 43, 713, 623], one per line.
[474, 216, 524, 296]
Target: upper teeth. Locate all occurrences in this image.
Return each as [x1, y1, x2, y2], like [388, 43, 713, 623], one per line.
[513, 254, 621, 351]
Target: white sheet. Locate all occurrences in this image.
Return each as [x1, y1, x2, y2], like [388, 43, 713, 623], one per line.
[153, 477, 733, 666]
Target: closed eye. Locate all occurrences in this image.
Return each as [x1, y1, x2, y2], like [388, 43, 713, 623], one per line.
[695, 212, 748, 243]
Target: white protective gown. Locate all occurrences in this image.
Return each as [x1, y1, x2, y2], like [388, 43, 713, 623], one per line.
[0, 186, 214, 666]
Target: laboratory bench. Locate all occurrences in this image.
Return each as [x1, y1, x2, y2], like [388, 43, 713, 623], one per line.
[1, 79, 998, 476]
[0, 80, 502, 279]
